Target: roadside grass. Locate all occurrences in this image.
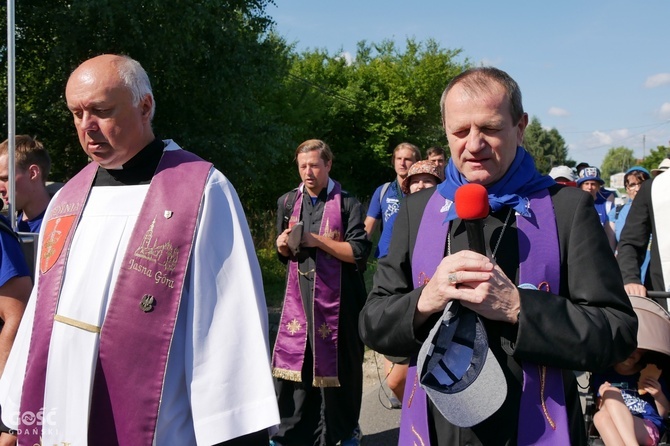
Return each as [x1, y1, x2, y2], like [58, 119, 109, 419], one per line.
[246, 209, 286, 309]
[257, 247, 287, 308]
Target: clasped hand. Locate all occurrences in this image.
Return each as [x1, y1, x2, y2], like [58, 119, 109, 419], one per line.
[415, 250, 521, 326]
[276, 227, 319, 257]
[276, 227, 292, 257]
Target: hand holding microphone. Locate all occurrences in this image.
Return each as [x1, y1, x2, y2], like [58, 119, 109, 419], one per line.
[451, 183, 520, 323]
[444, 184, 491, 295]
[454, 183, 490, 256]
[414, 184, 494, 323]
[416, 183, 520, 324]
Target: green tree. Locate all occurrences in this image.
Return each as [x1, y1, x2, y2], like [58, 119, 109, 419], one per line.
[523, 117, 571, 174]
[282, 38, 470, 199]
[0, 0, 292, 212]
[640, 145, 669, 173]
[601, 146, 636, 183]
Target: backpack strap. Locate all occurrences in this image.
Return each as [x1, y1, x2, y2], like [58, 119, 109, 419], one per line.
[379, 182, 391, 205]
[282, 189, 299, 230]
[0, 218, 19, 243]
[614, 203, 624, 220]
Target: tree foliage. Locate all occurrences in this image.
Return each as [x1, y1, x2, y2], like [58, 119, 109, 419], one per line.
[281, 39, 470, 200]
[523, 117, 572, 174]
[0, 0, 292, 211]
[639, 145, 669, 173]
[601, 146, 636, 182]
[0, 2, 577, 216]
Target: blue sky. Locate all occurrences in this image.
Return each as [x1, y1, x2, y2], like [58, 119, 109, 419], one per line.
[269, 0, 670, 168]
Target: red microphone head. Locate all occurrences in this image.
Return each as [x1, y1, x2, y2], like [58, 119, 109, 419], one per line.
[455, 184, 489, 219]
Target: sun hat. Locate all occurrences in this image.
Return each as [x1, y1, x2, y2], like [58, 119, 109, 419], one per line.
[416, 302, 507, 427]
[401, 160, 444, 194]
[651, 158, 670, 176]
[576, 166, 604, 186]
[548, 165, 575, 182]
[625, 166, 651, 177]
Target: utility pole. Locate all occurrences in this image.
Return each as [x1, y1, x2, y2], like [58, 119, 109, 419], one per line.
[642, 134, 646, 160]
[7, 0, 16, 229]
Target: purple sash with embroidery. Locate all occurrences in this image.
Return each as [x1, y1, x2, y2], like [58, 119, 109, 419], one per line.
[400, 189, 570, 445]
[19, 149, 212, 446]
[399, 191, 444, 446]
[272, 181, 343, 387]
[516, 189, 570, 445]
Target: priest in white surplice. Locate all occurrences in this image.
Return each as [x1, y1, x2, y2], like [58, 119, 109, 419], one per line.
[0, 54, 279, 445]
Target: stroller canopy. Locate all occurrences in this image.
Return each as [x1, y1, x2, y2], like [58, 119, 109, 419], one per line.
[630, 295, 670, 357]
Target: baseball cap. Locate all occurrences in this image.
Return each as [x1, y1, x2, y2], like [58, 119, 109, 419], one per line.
[576, 166, 604, 186]
[548, 165, 575, 182]
[416, 302, 507, 427]
[651, 158, 670, 176]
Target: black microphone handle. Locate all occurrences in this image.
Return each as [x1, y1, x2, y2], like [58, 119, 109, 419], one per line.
[464, 219, 487, 256]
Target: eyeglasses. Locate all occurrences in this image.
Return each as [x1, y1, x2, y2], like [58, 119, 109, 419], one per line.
[626, 183, 641, 191]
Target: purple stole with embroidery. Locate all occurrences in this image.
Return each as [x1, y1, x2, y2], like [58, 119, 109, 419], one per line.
[399, 188, 570, 445]
[19, 149, 212, 446]
[272, 181, 343, 387]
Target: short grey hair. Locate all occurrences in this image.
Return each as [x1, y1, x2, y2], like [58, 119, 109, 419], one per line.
[115, 55, 156, 120]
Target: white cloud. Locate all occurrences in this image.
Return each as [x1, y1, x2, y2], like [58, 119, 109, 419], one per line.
[548, 107, 569, 117]
[660, 102, 670, 119]
[645, 73, 670, 88]
[588, 129, 631, 147]
[336, 51, 354, 65]
[611, 128, 631, 139]
[592, 130, 613, 146]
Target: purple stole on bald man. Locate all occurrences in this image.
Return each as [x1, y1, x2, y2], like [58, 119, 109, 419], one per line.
[19, 149, 212, 446]
[272, 181, 343, 387]
[399, 188, 570, 445]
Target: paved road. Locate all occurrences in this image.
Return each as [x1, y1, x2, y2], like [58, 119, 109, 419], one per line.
[359, 388, 400, 445]
[359, 351, 400, 445]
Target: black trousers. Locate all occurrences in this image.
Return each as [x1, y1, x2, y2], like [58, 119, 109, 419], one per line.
[272, 341, 363, 446]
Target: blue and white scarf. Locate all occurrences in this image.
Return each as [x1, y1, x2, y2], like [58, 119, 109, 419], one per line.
[437, 147, 555, 221]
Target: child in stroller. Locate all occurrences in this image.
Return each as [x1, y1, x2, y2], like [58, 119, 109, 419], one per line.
[591, 348, 669, 445]
[589, 294, 670, 445]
